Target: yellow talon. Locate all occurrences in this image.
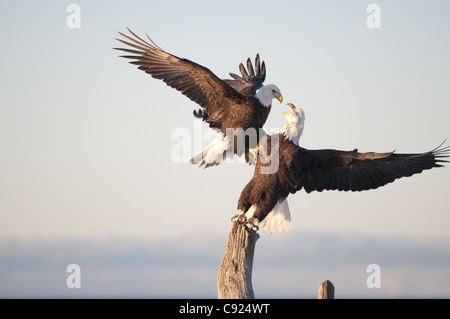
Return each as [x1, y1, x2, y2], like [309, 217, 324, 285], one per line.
[231, 214, 246, 223]
[232, 214, 259, 231]
[245, 218, 259, 231]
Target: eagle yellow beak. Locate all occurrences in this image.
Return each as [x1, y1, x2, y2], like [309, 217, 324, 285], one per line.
[287, 103, 296, 111]
[275, 93, 283, 103]
[282, 103, 296, 116]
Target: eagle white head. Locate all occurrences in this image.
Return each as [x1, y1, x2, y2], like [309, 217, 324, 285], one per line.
[280, 103, 305, 146]
[255, 84, 283, 107]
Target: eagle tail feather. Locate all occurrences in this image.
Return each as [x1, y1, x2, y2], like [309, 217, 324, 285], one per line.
[254, 199, 293, 235]
[190, 136, 231, 168]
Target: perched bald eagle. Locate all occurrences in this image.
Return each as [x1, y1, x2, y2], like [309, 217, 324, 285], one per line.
[115, 28, 283, 167]
[236, 103, 449, 234]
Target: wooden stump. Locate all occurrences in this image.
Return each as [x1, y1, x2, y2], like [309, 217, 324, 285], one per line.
[318, 280, 335, 299]
[217, 221, 260, 299]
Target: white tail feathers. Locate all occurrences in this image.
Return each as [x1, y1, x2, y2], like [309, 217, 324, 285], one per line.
[245, 199, 293, 235]
[191, 136, 232, 168]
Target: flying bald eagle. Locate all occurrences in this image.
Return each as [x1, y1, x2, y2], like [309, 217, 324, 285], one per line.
[115, 28, 283, 167]
[235, 103, 450, 234]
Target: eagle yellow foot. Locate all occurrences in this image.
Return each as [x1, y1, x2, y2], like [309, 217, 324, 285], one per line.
[245, 219, 259, 231]
[231, 214, 246, 223]
[231, 214, 259, 231]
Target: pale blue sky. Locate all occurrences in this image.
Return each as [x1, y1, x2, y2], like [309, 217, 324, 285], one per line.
[1, 1, 450, 297]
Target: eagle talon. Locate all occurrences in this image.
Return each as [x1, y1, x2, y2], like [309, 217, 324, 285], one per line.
[245, 221, 259, 231]
[193, 108, 203, 119]
[231, 214, 246, 223]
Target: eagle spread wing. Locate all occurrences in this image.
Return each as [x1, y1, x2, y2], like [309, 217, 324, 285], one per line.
[287, 142, 450, 193]
[193, 54, 266, 119]
[223, 54, 266, 97]
[115, 28, 246, 129]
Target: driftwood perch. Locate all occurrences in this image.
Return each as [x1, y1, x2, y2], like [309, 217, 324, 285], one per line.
[217, 219, 336, 299]
[217, 221, 260, 299]
[318, 280, 335, 299]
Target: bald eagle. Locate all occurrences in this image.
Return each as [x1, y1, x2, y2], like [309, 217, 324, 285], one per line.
[236, 103, 450, 234]
[115, 28, 283, 167]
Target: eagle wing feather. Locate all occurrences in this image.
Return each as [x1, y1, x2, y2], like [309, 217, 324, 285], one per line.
[224, 54, 266, 97]
[115, 28, 248, 130]
[287, 142, 450, 193]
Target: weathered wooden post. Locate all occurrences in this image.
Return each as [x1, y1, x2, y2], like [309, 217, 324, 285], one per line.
[318, 280, 335, 299]
[217, 220, 260, 299]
